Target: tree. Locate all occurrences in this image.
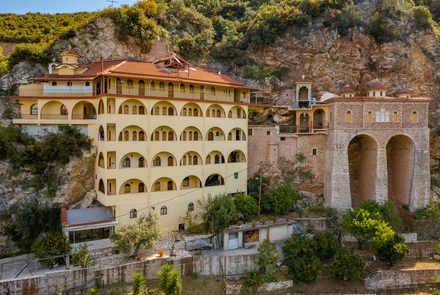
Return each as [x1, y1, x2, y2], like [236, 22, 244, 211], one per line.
[31, 230, 71, 265]
[328, 253, 366, 281]
[286, 256, 322, 283]
[358, 200, 401, 228]
[157, 264, 183, 295]
[334, 2, 362, 36]
[197, 194, 242, 235]
[233, 192, 258, 222]
[341, 208, 384, 250]
[72, 243, 95, 267]
[264, 183, 297, 215]
[371, 223, 409, 261]
[255, 238, 281, 282]
[110, 212, 164, 257]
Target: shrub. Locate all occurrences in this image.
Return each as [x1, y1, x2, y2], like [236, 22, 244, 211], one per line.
[243, 269, 265, 293]
[334, 2, 362, 36]
[264, 183, 298, 215]
[233, 192, 258, 222]
[72, 243, 96, 267]
[85, 288, 99, 295]
[157, 264, 183, 295]
[31, 230, 71, 265]
[371, 223, 409, 261]
[7, 43, 52, 68]
[131, 272, 146, 295]
[312, 231, 340, 260]
[366, 12, 396, 43]
[286, 256, 322, 283]
[255, 239, 280, 282]
[328, 253, 366, 281]
[412, 5, 434, 30]
[191, 271, 199, 279]
[358, 200, 401, 228]
[283, 234, 316, 260]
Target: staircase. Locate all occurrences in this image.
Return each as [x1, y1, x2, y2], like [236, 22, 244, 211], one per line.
[359, 266, 379, 282]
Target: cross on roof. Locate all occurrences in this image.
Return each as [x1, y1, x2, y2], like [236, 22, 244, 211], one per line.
[302, 75, 305, 80]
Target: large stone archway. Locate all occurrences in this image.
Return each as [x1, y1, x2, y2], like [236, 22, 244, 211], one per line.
[348, 135, 378, 207]
[386, 135, 415, 206]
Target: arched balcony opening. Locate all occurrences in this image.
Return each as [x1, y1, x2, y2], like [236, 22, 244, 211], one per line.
[227, 128, 246, 141]
[71, 100, 96, 120]
[206, 104, 225, 118]
[152, 152, 177, 167]
[151, 101, 176, 116]
[118, 126, 147, 142]
[180, 102, 202, 117]
[228, 150, 246, 163]
[206, 151, 225, 164]
[40, 101, 68, 120]
[98, 179, 105, 194]
[98, 99, 104, 114]
[98, 125, 105, 141]
[119, 153, 147, 168]
[151, 178, 177, 192]
[205, 127, 225, 141]
[228, 106, 247, 119]
[119, 179, 147, 194]
[98, 152, 105, 168]
[205, 174, 225, 187]
[180, 175, 202, 190]
[180, 127, 203, 141]
[180, 151, 202, 166]
[150, 126, 176, 141]
[117, 99, 146, 115]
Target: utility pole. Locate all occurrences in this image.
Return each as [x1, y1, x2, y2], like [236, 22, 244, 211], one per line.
[258, 161, 263, 220]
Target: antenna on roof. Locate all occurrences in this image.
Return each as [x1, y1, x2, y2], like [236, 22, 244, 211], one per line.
[106, 0, 118, 8]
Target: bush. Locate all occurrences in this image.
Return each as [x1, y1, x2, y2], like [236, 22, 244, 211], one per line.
[366, 12, 396, 43]
[72, 243, 95, 267]
[191, 271, 199, 279]
[243, 269, 265, 293]
[412, 5, 434, 30]
[283, 234, 316, 260]
[157, 264, 183, 295]
[312, 231, 340, 260]
[131, 273, 146, 295]
[255, 239, 280, 282]
[264, 183, 298, 215]
[7, 43, 52, 68]
[286, 256, 322, 283]
[371, 223, 409, 261]
[328, 253, 366, 281]
[85, 288, 99, 295]
[233, 192, 258, 222]
[334, 2, 362, 36]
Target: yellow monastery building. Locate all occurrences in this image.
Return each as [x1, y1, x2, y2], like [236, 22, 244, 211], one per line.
[12, 50, 260, 237]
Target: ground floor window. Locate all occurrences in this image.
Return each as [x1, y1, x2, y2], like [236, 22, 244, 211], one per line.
[68, 226, 113, 243]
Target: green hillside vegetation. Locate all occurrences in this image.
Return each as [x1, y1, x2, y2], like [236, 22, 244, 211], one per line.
[0, 0, 439, 75]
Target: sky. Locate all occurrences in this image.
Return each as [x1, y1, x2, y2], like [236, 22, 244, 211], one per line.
[1, 0, 139, 14]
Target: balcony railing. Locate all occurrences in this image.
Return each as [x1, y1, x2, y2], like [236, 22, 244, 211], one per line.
[15, 114, 38, 119]
[72, 114, 97, 120]
[279, 125, 328, 134]
[41, 114, 68, 120]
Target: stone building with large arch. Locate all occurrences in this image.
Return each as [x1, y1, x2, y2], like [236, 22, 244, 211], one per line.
[248, 79, 431, 211]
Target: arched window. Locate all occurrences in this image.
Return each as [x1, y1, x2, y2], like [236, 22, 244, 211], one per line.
[52, 82, 57, 86]
[132, 131, 137, 141]
[182, 156, 187, 165]
[200, 85, 205, 100]
[154, 131, 159, 141]
[194, 131, 199, 140]
[138, 183, 145, 193]
[124, 130, 129, 141]
[124, 105, 129, 114]
[167, 181, 173, 190]
[161, 206, 167, 215]
[124, 183, 131, 193]
[118, 132, 122, 141]
[127, 79, 133, 88]
[242, 92, 246, 99]
[393, 111, 398, 122]
[216, 132, 220, 136]
[211, 87, 215, 95]
[180, 83, 185, 92]
[139, 80, 145, 96]
[162, 107, 167, 115]
[373, 91, 376, 97]
[412, 111, 417, 123]
[190, 85, 194, 93]
[183, 131, 187, 141]
[168, 107, 174, 116]
[346, 111, 352, 123]
[206, 109, 210, 117]
[208, 132, 213, 141]
[118, 106, 122, 114]
[183, 177, 190, 187]
[154, 181, 160, 191]
[139, 131, 145, 141]
[162, 131, 167, 141]
[183, 108, 187, 116]
[132, 105, 137, 114]
[228, 111, 232, 118]
[159, 82, 165, 90]
[217, 110, 221, 117]
[139, 106, 145, 115]
[193, 155, 198, 165]
[168, 156, 173, 166]
[189, 131, 192, 141]
[228, 132, 232, 141]
[212, 110, 215, 117]
[168, 131, 174, 141]
[206, 155, 211, 164]
[99, 179, 105, 193]
[380, 91, 383, 96]
[123, 156, 130, 168]
[188, 202, 194, 211]
[154, 106, 159, 115]
[31, 104, 38, 115]
[139, 157, 145, 167]
[60, 105, 67, 115]
[367, 111, 372, 122]
[130, 209, 137, 218]
[168, 82, 174, 98]
[154, 157, 161, 166]
[188, 156, 192, 165]
[194, 108, 198, 116]
[237, 108, 241, 118]
[150, 81, 155, 90]
[215, 155, 220, 164]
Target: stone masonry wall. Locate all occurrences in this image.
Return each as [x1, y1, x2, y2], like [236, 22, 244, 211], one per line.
[365, 268, 440, 291]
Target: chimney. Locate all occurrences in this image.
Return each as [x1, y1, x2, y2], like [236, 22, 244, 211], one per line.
[101, 56, 103, 73]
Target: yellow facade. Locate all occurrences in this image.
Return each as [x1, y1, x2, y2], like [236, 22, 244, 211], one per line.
[13, 63, 254, 232]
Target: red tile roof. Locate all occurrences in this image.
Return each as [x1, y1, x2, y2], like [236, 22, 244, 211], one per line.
[60, 50, 81, 57]
[339, 87, 356, 94]
[35, 59, 259, 90]
[396, 89, 411, 95]
[367, 80, 388, 91]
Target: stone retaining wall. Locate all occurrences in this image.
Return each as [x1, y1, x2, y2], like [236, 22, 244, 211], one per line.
[344, 233, 418, 243]
[0, 254, 258, 295]
[365, 269, 440, 291]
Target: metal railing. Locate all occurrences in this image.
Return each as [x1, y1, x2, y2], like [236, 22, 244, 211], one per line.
[14, 114, 38, 119]
[72, 114, 97, 120]
[41, 114, 68, 120]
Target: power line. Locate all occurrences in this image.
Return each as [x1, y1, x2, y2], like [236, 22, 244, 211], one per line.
[113, 162, 261, 220]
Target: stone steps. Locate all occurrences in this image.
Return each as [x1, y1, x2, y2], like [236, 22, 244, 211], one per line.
[359, 266, 378, 282]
